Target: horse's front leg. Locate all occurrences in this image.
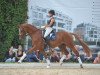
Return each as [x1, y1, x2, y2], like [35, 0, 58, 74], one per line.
[18, 52, 27, 63]
[42, 51, 51, 68]
[18, 46, 35, 63]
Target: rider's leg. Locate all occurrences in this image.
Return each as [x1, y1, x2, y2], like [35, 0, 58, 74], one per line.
[44, 27, 53, 38]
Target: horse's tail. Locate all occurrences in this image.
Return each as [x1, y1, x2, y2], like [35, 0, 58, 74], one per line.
[70, 33, 92, 57]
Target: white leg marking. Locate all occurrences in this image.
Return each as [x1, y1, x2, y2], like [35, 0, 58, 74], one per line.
[77, 57, 82, 65]
[60, 55, 66, 65]
[46, 58, 51, 68]
[18, 53, 27, 63]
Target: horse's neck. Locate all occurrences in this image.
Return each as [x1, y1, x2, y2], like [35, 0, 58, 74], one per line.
[30, 26, 38, 32]
[26, 25, 38, 33]
[27, 27, 42, 38]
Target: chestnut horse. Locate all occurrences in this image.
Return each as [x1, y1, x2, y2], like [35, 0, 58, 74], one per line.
[18, 23, 92, 68]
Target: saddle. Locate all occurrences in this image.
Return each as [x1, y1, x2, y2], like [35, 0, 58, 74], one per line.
[43, 29, 56, 41]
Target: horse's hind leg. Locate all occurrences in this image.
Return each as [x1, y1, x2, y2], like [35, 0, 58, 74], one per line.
[68, 43, 83, 68]
[59, 44, 69, 66]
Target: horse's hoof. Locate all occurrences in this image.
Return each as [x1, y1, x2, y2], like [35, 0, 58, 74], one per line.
[47, 65, 50, 68]
[80, 64, 83, 68]
[60, 62, 63, 66]
[18, 60, 22, 63]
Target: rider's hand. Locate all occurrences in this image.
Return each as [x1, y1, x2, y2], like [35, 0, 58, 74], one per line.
[41, 25, 49, 29]
[41, 26, 45, 29]
[45, 25, 49, 28]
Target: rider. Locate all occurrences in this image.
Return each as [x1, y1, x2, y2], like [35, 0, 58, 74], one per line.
[41, 10, 55, 38]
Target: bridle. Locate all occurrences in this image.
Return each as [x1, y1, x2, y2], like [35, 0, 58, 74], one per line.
[19, 26, 28, 37]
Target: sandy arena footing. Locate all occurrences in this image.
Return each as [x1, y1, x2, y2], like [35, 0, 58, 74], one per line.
[0, 63, 100, 75]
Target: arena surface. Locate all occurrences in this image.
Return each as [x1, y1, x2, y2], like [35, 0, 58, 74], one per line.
[0, 63, 100, 75]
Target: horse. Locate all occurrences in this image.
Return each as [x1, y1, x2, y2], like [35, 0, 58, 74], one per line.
[18, 23, 92, 68]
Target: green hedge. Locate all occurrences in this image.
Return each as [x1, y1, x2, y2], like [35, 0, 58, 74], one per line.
[0, 0, 27, 61]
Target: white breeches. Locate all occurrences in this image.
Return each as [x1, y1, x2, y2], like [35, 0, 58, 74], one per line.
[44, 27, 53, 38]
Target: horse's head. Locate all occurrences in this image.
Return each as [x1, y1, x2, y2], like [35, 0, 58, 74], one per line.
[19, 25, 26, 40]
[18, 23, 40, 40]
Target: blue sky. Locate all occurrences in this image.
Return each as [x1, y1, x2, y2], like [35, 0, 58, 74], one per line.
[29, 0, 100, 29]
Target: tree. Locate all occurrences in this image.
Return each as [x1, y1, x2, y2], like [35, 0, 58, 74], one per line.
[0, 0, 27, 61]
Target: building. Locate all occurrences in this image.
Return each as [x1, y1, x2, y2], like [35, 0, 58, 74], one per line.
[25, 1, 73, 50]
[28, 6, 72, 32]
[74, 23, 100, 42]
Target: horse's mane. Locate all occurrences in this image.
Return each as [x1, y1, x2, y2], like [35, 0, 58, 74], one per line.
[21, 23, 40, 31]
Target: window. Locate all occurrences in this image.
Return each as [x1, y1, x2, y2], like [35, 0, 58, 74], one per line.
[33, 11, 38, 18]
[58, 22, 64, 28]
[37, 8, 40, 11]
[56, 13, 58, 16]
[68, 21, 72, 25]
[94, 35, 97, 38]
[89, 35, 93, 37]
[59, 14, 61, 17]
[42, 9, 47, 13]
[87, 31, 90, 34]
[69, 28, 71, 30]
[39, 13, 43, 19]
[89, 31, 93, 34]
[94, 31, 97, 34]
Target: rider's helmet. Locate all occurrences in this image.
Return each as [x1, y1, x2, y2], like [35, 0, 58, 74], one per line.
[48, 10, 55, 15]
